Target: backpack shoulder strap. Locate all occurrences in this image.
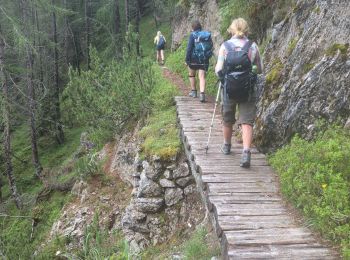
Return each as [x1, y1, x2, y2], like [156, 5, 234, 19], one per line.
[242, 40, 254, 53]
[223, 41, 235, 52]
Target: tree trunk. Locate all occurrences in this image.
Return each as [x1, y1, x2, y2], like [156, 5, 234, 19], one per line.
[21, 0, 43, 179]
[135, 0, 141, 56]
[124, 0, 129, 32]
[51, 0, 64, 144]
[85, 0, 91, 70]
[152, 0, 159, 28]
[114, 0, 121, 35]
[0, 33, 22, 209]
[63, 0, 69, 66]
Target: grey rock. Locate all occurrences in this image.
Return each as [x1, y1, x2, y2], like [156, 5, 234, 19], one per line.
[129, 240, 141, 255]
[159, 179, 176, 188]
[175, 176, 194, 188]
[165, 188, 183, 207]
[184, 184, 197, 195]
[71, 181, 88, 197]
[255, 0, 350, 153]
[164, 169, 173, 179]
[344, 118, 350, 129]
[137, 173, 163, 198]
[173, 163, 190, 179]
[166, 164, 177, 171]
[134, 198, 164, 213]
[143, 163, 162, 181]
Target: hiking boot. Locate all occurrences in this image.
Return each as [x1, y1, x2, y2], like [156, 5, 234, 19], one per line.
[221, 143, 231, 155]
[240, 150, 251, 168]
[189, 90, 197, 98]
[199, 92, 206, 103]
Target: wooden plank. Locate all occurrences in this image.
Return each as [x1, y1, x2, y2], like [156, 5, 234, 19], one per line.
[209, 193, 280, 203]
[218, 215, 295, 231]
[175, 96, 337, 259]
[225, 228, 315, 246]
[227, 244, 336, 259]
[202, 174, 275, 183]
[215, 203, 286, 216]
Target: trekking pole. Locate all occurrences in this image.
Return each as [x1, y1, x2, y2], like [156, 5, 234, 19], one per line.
[205, 81, 222, 154]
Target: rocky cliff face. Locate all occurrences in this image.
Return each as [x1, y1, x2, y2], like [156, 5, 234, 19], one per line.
[171, 0, 223, 53]
[255, 0, 350, 152]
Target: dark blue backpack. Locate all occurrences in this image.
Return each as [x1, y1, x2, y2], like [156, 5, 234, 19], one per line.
[157, 35, 165, 49]
[191, 31, 213, 64]
[223, 41, 257, 102]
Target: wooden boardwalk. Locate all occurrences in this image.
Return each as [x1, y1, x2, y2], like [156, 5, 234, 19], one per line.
[175, 96, 337, 260]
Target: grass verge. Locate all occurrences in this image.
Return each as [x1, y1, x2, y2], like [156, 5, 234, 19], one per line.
[139, 66, 181, 160]
[269, 126, 350, 258]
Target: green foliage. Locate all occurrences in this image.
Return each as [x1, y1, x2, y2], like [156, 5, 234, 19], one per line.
[325, 43, 349, 57]
[183, 227, 220, 260]
[219, 0, 273, 42]
[302, 62, 315, 74]
[139, 67, 181, 160]
[269, 126, 350, 257]
[287, 37, 299, 55]
[313, 6, 321, 14]
[0, 192, 70, 259]
[36, 214, 129, 259]
[62, 40, 155, 139]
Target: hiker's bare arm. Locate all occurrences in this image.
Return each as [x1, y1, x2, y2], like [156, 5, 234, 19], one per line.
[252, 43, 263, 74]
[215, 45, 225, 75]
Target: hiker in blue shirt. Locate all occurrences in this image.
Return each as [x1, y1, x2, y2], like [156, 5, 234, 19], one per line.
[154, 31, 166, 65]
[185, 20, 213, 103]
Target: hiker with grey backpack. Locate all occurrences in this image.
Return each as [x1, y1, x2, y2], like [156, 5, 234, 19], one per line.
[185, 20, 213, 103]
[215, 18, 263, 168]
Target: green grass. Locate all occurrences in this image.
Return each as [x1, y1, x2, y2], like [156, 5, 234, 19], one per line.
[139, 66, 181, 160]
[269, 126, 350, 258]
[287, 37, 299, 55]
[0, 125, 85, 259]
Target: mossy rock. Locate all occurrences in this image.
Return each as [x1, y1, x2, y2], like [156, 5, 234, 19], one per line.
[325, 43, 349, 57]
[266, 58, 284, 85]
[287, 37, 299, 55]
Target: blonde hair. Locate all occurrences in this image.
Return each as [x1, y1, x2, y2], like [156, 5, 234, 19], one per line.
[155, 31, 162, 43]
[228, 18, 249, 37]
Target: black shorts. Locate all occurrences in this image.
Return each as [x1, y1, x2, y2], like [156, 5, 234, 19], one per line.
[188, 63, 209, 72]
[156, 46, 165, 51]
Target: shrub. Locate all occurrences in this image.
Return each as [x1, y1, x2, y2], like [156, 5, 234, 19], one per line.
[62, 32, 155, 139]
[269, 126, 350, 257]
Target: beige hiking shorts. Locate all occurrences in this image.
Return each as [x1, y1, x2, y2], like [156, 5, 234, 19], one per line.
[221, 91, 257, 126]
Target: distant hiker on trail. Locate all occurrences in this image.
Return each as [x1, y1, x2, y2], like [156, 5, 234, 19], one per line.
[154, 31, 166, 65]
[215, 18, 263, 168]
[185, 20, 213, 103]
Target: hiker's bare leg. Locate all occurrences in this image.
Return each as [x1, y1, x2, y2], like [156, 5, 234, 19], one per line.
[223, 123, 233, 144]
[156, 50, 160, 63]
[188, 68, 196, 90]
[160, 50, 165, 62]
[241, 124, 253, 149]
[198, 69, 206, 93]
